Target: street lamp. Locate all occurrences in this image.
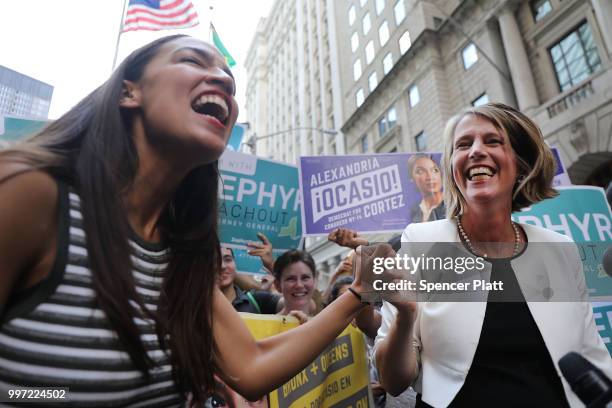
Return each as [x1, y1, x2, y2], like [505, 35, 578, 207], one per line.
[244, 127, 338, 155]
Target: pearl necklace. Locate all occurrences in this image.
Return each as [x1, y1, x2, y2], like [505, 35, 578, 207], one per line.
[456, 215, 521, 258]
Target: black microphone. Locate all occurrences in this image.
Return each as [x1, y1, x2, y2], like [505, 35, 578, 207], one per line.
[559, 352, 612, 408]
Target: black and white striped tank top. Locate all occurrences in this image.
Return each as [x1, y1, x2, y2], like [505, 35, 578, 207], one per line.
[0, 182, 183, 407]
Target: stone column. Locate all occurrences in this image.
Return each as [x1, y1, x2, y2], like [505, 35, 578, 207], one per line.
[498, 6, 539, 111]
[591, 0, 612, 56]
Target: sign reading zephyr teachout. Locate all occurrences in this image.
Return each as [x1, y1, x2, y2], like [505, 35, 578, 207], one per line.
[218, 150, 303, 274]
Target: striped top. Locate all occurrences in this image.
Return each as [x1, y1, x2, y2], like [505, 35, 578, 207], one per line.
[0, 182, 183, 407]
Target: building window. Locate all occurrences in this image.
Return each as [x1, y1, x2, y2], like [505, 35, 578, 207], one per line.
[369, 71, 378, 91]
[348, 5, 356, 25]
[399, 30, 411, 54]
[365, 41, 375, 64]
[375, 0, 385, 15]
[472, 93, 489, 107]
[353, 59, 362, 81]
[351, 31, 359, 52]
[462, 43, 478, 69]
[360, 134, 369, 152]
[379, 21, 390, 46]
[394, 0, 406, 25]
[363, 12, 371, 35]
[409, 85, 420, 107]
[415, 131, 426, 151]
[378, 106, 397, 137]
[531, 0, 552, 22]
[383, 52, 394, 74]
[356, 88, 365, 107]
[550, 22, 602, 92]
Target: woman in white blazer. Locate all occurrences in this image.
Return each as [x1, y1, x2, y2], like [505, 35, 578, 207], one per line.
[372, 103, 612, 407]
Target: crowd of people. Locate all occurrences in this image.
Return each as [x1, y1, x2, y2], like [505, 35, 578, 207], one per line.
[0, 34, 611, 408]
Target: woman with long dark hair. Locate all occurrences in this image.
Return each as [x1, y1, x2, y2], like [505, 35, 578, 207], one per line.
[0, 35, 366, 406]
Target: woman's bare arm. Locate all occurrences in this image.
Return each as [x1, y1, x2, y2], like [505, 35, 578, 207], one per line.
[211, 286, 365, 400]
[375, 304, 419, 396]
[0, 165, 58, 316]
[354, 305, 381, 339]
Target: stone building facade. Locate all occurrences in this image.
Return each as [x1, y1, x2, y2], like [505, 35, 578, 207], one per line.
[339, 0, 611, 186]
[245, 0, 612, 287]
[244, 0, 345, 162]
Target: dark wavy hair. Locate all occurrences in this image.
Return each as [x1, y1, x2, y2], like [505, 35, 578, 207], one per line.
[272, 249, 316, 280]
[0, 35, 221, 403]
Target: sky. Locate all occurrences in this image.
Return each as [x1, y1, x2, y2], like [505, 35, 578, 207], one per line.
[0, 0, 275, 121]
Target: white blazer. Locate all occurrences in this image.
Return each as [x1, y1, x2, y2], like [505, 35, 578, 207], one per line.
[374, 219, 612, 408]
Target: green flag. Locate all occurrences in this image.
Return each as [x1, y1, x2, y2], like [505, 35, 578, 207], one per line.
[211, 23, 236, 67]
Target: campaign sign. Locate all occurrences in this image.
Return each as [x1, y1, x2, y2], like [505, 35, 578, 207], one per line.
[550, 146, 572, 187]
[299, 153, 443, 235]
[0, 115, 47, 148]
[219, 150, 302, 274]
[513, 186, 612, 353]
[240, 314, 371, 408]
[513, 186, 612, 298]
[593, 302, 612, 354]
[227, 122, 248, 151]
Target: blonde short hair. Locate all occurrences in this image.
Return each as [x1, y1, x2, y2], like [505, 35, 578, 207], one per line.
[442, 103, 558, 217]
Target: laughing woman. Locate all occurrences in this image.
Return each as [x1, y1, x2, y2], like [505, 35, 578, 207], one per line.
[0, 35, 366, 406]
[374, 103, 612, 407]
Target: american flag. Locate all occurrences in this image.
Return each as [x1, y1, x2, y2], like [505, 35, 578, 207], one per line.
[122, 0, 199, 33]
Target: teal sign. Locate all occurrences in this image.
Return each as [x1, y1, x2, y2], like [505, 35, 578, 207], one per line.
[0, 116, 47, 143]
[514, 186, 612, 298]
[513, 186, 612, 353]
[227, 122, 248, 152]
[218, 150, 302, 274]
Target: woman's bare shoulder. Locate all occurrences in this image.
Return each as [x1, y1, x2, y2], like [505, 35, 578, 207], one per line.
[0, 161, 59, 310]
[0, 162, 57, 205]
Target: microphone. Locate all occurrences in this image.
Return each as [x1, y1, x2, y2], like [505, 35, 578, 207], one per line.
[558, 352, 612, 408]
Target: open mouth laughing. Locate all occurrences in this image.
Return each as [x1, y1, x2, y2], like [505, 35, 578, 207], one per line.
[466, 166, 496, 182]
[191, 92, 230, 127]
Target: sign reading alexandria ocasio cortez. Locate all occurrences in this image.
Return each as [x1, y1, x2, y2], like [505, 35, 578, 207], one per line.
[299, 153, 442, 235]
[299, 149, 570, 236]
[218, 150, 302, 274]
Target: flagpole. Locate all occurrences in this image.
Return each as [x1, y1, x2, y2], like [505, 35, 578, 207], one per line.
[208, 2, 214, 42]
[112, 0, 130, 72]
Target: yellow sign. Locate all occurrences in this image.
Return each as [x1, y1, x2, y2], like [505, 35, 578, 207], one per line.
[241, 313, 371, 408]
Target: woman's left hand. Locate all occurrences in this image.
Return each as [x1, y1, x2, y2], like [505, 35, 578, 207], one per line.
[287, 310, 310, 325]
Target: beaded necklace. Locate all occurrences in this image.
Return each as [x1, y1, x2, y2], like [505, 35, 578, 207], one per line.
[456, 215, 521, 258]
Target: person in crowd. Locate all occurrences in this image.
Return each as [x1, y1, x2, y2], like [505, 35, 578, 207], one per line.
[407, 153, 446, 223]
[230, 233, 276, 293]
[246, 232, 275, 272]
[321, 249, 355, 305]
[374, 103, 612, 407]
[273, 250, 318, 323]
[218, 247, 279, 314]
[0, 35, 368, 406]
[327, 275, 355, 305]
[206, 375, 269, 408]
[328, 228, 417, 408]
